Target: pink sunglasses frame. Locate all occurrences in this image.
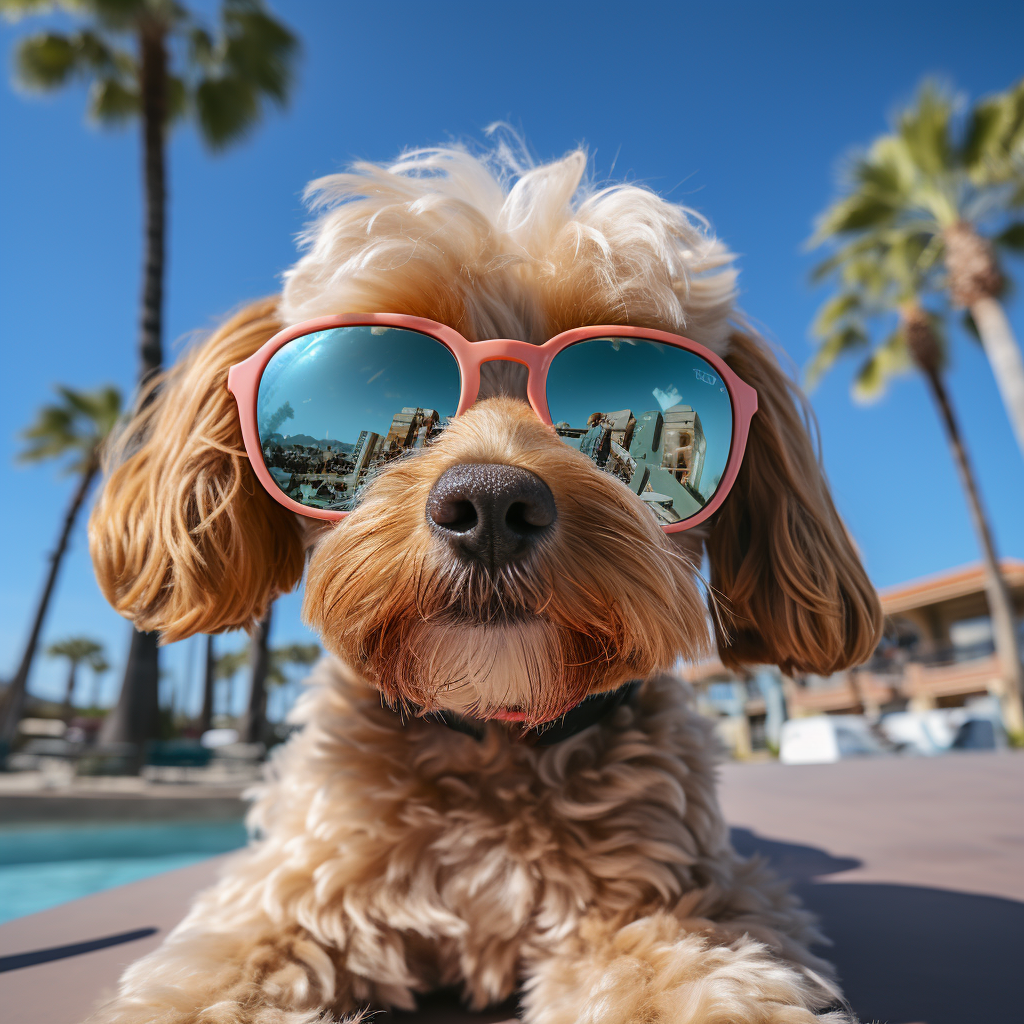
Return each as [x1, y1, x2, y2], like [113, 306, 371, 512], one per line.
[227, 313, 758, 532]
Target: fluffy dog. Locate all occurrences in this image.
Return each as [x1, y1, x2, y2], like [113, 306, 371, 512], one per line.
[87, 145, 881, 1024]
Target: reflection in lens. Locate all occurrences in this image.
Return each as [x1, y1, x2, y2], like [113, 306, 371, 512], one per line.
[256, 326, 460, 511]
[546, 338, 734, 526]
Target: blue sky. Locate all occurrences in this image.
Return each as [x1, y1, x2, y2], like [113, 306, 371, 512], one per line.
[2, 0, 1023, 713]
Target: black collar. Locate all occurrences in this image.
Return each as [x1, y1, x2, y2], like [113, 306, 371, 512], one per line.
[405, 680, 641, 746]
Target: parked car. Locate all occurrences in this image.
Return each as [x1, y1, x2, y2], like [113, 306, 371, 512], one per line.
[878, 709, 959, 755]
[879, 698, 1006, 755]
[779, 715, 886, 765]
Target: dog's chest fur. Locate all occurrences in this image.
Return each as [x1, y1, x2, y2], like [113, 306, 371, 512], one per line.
[179, 660, 818, 1011]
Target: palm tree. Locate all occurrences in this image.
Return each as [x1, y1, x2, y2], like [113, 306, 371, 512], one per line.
[2, 0, 299, 750]
[0, 386, 122, 747]
[86, 652, 111, 711]
[267, 641, 320, 722]
[239, 609, 272, 745]
[812, 79, 1024, 457]
[46, 636, 106, 719]
[199, 635, 216, 733]
[217, 630, 319, 744]
[807, 233, 1024, 736]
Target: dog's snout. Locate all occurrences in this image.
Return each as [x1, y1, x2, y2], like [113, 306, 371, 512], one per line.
[426, 464, 556, 568]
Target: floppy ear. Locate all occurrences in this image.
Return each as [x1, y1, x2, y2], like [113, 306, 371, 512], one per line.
[706, 329, 882, 675]
[89, 298, 306, 643]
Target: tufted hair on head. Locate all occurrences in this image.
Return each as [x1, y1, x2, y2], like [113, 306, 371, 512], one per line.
[281, 144, 738, 350]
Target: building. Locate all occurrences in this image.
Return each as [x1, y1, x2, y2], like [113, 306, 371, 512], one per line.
[860, 559, 1024, 716]
[383, 407, 439, 452]
[682, 559, 1024, 756]
[683, 659, 789, 758]
[349, 430, 382, 486]
[556, 406, 706, 525]
[660, 405, 706, 492]
[588, 409, 636, 449]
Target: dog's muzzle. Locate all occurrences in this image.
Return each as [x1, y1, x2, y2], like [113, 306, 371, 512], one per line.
[425, 463, 556, 569]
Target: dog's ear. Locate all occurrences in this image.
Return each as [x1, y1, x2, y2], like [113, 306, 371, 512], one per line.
[706, 329, 882, 675]
[89, 299, 306, 643]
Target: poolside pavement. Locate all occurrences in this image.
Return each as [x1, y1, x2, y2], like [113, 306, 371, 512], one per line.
[1, 751, 1021, 1024]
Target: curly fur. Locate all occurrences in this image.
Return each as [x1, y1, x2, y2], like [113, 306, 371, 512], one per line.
[86, 668, 843, 1024]
[85, 143, 880, 1024]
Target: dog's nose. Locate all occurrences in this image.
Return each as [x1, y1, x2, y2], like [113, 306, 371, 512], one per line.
[426, 464, 556, 568]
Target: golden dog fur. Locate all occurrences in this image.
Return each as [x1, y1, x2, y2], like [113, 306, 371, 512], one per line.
[87, 145, 882, 1024]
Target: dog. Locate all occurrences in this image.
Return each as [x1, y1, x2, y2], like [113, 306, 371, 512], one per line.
[87, 144, 882, 1024]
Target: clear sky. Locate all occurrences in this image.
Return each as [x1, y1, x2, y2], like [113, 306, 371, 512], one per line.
[2, 0, 1023, 713]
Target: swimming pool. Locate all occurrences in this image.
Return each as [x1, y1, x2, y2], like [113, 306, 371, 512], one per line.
[0, 819, 248, 925]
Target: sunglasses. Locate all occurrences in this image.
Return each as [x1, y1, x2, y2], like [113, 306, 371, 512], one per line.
[227, 314, 757, 533]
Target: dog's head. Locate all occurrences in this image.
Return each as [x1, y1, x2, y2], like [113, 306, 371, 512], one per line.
[89, 147, 881, 726]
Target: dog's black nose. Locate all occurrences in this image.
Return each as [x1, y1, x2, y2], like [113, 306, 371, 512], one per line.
[426, 464, 556, 568]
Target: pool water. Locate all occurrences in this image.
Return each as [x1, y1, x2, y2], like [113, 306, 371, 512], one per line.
[0, 819, 248, 925]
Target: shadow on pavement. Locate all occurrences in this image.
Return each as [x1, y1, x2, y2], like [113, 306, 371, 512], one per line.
[0, 927, 159, 973]
[731, 827, 1024, 1024]
[730, 827, 863, 880]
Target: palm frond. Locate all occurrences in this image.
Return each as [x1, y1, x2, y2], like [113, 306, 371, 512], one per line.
[190, 0, 298, 150]
[18, 384, 122, 473]
[214, 648, 248, 680]
[810, 233, 888, 281]
[88, 74, 139, 122]
[806, 324, 869, 390]
[0, 0, 74, 19]
[811, 291, 862, 337]
[88, 652, 110, 673]
[813, 191, 898, 239]
[14, 31, 81, 89]
[221, 0, 297, 104]
[47, 636, 104, 662]
[897, 82, 954, 177]
[962, 95, 1008, 172]
[193, 73, 258, 147]
[852, 330, 913, 402]
[965, 76, 1024, 184]
[995, 221, 1024, 253]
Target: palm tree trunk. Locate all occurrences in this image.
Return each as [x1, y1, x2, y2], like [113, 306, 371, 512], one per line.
[969, 295, 1024, 460]
[921, 367, 1024, 735]
[62, 661, 79, 721]
[200, 635, 215, 733]
[138, 19, 167, 385]
[102, 20, 169, 755]
[239, 609, 272, 745]
[0, 461, 99, 746]
[99, 627, 161, 747]
[89, 670, 104, 712]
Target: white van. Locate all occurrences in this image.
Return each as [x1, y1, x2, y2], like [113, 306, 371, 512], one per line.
[779, 715, 885, 765]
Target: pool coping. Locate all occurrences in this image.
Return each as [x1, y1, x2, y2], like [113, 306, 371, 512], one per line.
[0, 785, 250, 823]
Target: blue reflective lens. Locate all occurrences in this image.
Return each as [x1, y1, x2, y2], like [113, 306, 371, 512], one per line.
[256, 326, 460, 511]
[546, 338, 734, 525]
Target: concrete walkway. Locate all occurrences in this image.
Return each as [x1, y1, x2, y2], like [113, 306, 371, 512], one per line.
[718, 752, 1024, 1024]
[1, 751, 1020, 1024]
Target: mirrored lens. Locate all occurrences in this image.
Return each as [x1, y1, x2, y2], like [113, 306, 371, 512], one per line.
[546, 338, 734, 526]
[256, 326, 460, 511]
